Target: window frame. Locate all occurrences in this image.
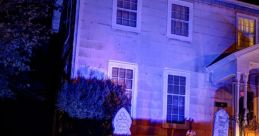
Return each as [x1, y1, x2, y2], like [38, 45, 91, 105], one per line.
[167, 0, 193, 42]
[112, 0, 142, 32]
[108, 60, 138, 118]
[163, 68, 190, 124]
[236, 13, 258, 49]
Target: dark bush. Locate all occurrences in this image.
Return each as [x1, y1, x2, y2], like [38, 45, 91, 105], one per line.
[56, 77, 130, 135]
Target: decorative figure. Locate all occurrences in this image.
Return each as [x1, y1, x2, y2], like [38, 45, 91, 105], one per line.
[113, 107, 132, 135]
[213, 109, 229, 136]
[186, 118, 196, 136]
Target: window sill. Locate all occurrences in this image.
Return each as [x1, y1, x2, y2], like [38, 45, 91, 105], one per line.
[112, 24, 140, 33]
[167, 34, 192, 42]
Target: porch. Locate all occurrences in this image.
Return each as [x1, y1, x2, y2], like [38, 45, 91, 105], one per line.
[207, 45, 259, 136]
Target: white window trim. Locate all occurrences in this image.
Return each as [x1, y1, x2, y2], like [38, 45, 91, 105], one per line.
[162, 68, 190, 123]
[236, 13, 258, 47]
[108, 60, 138, 119]
[112, 0, 142, 33]
[167, 0, 193, 42]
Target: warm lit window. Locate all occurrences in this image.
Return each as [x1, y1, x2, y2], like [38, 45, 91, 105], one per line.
[108, 61, 138, 117]
[112, 0, 142, 32]
[237, 14, 257, 48]
[167, 0, 193, 41]
[163, 69, 190, 124]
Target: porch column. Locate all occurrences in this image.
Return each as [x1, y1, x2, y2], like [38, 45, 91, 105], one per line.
[256, 75, 259, 123]
[243, 73, 249, 126]
[235, 73, 241, 136]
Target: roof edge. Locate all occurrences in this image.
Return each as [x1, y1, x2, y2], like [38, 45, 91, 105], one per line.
[207, 45, 259, 72]
[223, 0, 259, 10]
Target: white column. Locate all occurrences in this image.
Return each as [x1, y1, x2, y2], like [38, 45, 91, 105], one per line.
[257, 74, 259, 123]
[243, 73, 249, 126]
[235, 73, 241, 136]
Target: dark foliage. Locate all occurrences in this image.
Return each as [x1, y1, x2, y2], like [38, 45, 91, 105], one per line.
[57, 77, 130, 120]
[56, 77, 131, 136]
[0, 0, 52, 99]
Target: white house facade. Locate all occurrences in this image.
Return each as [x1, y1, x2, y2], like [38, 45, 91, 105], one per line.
[70, 0, 259, 135]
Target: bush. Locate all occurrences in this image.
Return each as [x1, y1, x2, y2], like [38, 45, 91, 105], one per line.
[56, 77, 130, 120]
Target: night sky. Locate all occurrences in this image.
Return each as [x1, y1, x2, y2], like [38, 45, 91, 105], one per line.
[240, 0, 259, 5]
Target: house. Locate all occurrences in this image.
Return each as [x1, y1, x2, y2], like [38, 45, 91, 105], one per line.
[70, 0, 259, 135]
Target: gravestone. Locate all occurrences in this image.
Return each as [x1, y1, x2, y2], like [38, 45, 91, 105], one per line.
[213, 109, 229, 136]
[113, 107, 132, 135]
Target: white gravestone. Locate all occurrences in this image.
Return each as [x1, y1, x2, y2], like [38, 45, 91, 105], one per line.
[213, 109, 229, 136]
[113, 107, 132, 135]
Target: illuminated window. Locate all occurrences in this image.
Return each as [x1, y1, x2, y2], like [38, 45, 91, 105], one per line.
[167, 0, 193, 41]
[237, 14, 257, 48]
[112, 0, 142, 32]
[163, 69, 190, 124]
[108, 61, 138, 117]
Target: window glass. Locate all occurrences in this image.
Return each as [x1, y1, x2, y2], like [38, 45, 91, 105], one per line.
[112, 67, 134, 98]
[171, 4, 189, 37]
[167, 75, 186, 123]
[116, 0, 138, 27]
[237, 16, 256, 48]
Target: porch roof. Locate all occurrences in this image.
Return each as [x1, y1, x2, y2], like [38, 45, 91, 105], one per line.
[206, 44, 259, 84]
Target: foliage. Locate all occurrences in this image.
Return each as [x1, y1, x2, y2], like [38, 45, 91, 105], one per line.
[0, 77, 15, 99]
[0, 0, 52, 98]
[56, 77, 130, 120]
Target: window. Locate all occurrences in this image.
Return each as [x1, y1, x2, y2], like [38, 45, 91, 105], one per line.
[108, 60, 138, 118]
[163, 69, 190, 124]
[167, 0, 193, 41]
[112, 0, 142, 32]
[111, 67, 133, 99]
[167, 75, 186, 123]
[237, 14, 257, 48]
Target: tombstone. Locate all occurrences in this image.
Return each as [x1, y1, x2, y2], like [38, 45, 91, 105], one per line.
[113, 107, 132, 135]
[213, 109, 229, 136]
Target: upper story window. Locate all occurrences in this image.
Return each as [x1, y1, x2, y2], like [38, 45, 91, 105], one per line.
[237, 14, 257, 49]
[167, 0, 193, 41]
[112, 0, 142, 32]
[163, 69, 190, 124]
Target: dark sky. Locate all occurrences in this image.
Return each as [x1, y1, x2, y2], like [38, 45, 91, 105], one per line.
[239, 0, 259, 5]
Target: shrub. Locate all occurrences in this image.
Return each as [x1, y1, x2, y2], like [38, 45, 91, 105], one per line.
[56, 77, 130, 120]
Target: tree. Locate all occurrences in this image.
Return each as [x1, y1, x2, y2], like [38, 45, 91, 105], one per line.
[0, 0, 52, 99]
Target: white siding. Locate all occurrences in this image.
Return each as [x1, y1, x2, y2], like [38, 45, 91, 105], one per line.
[72, 0, 259, 122]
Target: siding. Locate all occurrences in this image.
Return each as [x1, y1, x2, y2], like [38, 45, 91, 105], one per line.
[72, 0, 259, 135]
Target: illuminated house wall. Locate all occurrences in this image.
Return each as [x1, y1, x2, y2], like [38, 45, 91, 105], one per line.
[71, 0, 259, 135]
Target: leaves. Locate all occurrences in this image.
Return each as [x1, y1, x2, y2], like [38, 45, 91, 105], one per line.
[0, 0, 52, 98]
[56, 77, 130, 120]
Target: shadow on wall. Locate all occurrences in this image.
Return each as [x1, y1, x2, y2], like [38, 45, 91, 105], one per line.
[0, 97, 53, 136]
